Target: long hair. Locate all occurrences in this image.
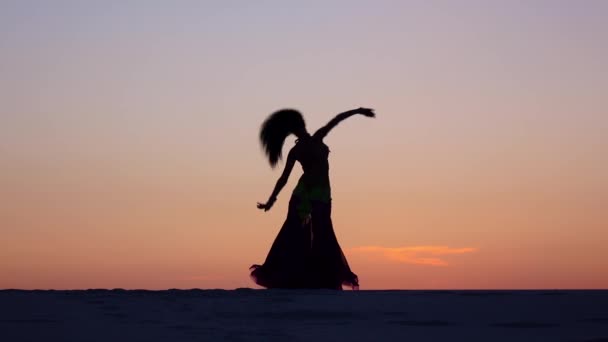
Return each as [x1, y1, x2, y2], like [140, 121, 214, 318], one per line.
[259, 109, 305, 168]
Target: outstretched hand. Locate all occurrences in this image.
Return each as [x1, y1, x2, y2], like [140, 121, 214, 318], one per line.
[256, 202, 272, 211]
[355, 107, 375, 117]
[257, 197, 276, 212]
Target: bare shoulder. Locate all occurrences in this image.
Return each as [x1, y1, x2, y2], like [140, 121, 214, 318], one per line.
[312, 128, 327, 140]
[287, 144, 300, 159]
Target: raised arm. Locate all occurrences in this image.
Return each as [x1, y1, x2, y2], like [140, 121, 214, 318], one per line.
[257, 148, 297, 211]
[313, 107, 375, 140]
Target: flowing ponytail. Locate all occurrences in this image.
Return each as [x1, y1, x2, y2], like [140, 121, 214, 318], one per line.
[259, 109, 306, 168]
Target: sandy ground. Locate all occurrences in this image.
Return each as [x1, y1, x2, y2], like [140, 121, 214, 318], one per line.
[1, 289, 607, 341]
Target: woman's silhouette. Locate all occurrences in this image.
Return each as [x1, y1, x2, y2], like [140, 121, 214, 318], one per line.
[250, 107, 375, 290]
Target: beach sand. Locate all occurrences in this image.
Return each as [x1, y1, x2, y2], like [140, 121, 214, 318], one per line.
[1, 289, 607, 341]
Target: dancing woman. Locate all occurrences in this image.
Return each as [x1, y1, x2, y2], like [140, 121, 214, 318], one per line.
[251, 107, 375, 290]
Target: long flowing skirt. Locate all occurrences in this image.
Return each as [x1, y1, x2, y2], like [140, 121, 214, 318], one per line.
[250, 192, 359, 290]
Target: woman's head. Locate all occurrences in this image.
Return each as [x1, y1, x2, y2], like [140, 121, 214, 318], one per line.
[260, 109, 306, 167]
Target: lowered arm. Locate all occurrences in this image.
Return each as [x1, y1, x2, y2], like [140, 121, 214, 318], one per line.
[257, 148, 297, 211]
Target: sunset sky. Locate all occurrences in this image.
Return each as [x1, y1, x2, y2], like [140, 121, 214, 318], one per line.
[1, 1, 607, 290]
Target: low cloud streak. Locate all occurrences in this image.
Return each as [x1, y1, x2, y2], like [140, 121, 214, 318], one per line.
[350, 245, 478, 266]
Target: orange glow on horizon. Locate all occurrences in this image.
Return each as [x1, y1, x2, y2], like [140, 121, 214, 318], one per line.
[350, 246, 478, 266]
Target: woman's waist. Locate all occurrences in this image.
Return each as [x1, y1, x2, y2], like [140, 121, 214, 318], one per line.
[294, 177, 331, 196]
[296, 175, 330, 188]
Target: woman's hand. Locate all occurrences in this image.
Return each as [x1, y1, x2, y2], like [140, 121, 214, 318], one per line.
[257, 197, 276, 211]
[355, 107, 375, 117]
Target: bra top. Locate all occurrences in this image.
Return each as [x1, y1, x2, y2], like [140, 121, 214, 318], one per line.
[293, 136, 330, 186]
